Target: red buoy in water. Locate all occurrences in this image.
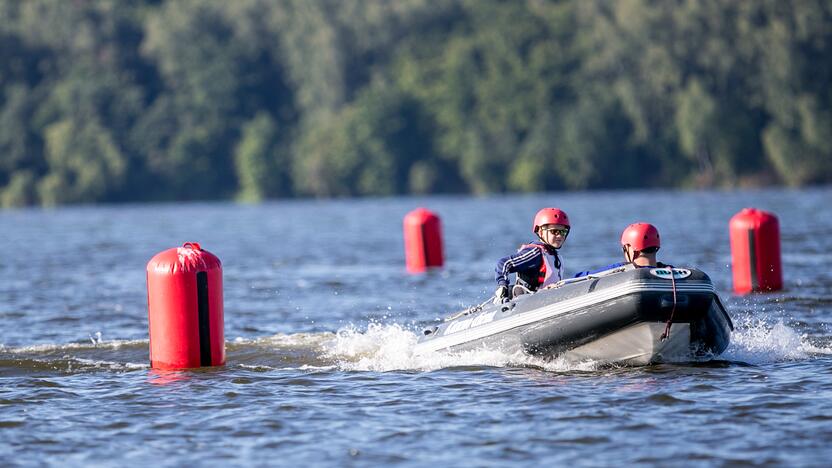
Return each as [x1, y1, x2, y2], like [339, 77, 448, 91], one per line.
[403, 208, 444, 273]
[729, 208, 783, 294]
[146, 242, 225, 369]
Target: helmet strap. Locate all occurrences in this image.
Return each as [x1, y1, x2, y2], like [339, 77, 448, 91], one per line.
[623, 245, 639, 263]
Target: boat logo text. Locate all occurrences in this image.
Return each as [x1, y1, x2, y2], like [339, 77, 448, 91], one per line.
[649, 268, 692, 279]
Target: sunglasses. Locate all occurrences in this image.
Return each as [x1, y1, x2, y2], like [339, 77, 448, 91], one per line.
[540, 227, 569, 237]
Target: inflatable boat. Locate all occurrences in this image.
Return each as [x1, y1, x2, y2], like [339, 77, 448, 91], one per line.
[416, 266, 733, 365]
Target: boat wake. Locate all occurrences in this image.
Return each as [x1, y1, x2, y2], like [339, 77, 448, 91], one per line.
[722, 313, 832, 364]
[2, 312, 829, 375]
[322, 322, 603, 372]
[0, 339, 150, 375]
[324, 313, 832, 372]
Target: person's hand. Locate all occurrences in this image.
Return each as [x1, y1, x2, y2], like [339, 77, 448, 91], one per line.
[493, 285, 509, 304]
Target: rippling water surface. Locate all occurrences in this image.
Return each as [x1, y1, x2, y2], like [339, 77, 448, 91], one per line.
[1, 189, 831, 466]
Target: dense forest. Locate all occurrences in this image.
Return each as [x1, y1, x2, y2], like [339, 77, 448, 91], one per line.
[0, 0, 830, 207]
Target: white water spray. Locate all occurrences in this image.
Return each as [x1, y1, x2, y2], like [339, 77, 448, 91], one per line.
[321, 311, 832, 372]
[322, 322, 602, 372]
[723, 314, 832, 364]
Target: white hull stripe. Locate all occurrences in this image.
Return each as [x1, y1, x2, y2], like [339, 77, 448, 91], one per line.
[416, 280, 715, 353]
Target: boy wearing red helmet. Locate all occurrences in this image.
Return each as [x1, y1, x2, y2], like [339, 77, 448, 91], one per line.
[493, 208, 570, 303]
[574, 222, 667, 277]
[620, 222, 663, 267]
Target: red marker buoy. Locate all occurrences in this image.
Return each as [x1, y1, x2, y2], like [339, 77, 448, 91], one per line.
[729, 208, 782, 294]
[403, 208, 444, 273]
[146, 242, 225, 369]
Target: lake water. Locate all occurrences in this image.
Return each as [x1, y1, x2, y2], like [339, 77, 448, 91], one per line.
[1, 189, 831, 466]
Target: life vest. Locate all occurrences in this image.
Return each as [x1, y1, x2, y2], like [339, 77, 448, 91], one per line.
[519, 243, 563, 289]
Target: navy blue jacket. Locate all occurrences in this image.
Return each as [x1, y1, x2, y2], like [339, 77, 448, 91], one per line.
[495, 241, 561, 289]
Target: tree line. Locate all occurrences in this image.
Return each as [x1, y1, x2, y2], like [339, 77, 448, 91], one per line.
[1, 0, 830, 207]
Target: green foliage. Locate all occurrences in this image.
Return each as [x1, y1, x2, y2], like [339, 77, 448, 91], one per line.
[0, 0, 830, 207]
[294, 84, 436, 196]
[1, 170, 37, 208]
[39, 118, 126, 205]
[234, 112, 292, 202]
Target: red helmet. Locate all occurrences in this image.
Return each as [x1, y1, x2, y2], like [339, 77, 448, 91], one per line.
[620, 223, 660, 252]
[533, 208, 570, 234]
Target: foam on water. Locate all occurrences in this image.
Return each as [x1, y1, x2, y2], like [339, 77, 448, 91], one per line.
[322, 312, 832, 372]
[0, 338, 147, 354]
[5, 312, 829, 374]
[0, 335, 150, 373]
[724, 314, 832, 364]
[231, 332, 335, 348]
[322, 322, 601, 372]
[69, 358, 149, 371]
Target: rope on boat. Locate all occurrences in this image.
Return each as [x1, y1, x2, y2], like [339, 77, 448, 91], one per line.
[444, 296, 495, 321]
[660, 266, 678, 341]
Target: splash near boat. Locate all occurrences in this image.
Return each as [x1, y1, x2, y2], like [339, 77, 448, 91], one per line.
[416, 265, 733, 365]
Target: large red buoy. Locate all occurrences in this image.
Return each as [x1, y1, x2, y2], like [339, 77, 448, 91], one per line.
[403, 208, 444, 273]
[729, 208, 782, 294]
[146, 242, 225, 369]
